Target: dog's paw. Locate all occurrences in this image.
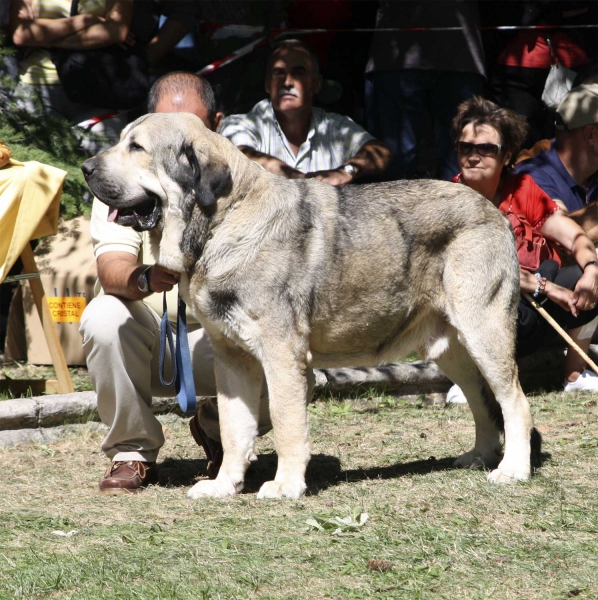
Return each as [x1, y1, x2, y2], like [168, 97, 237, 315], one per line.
[487, 465, 530, 484]
[256, 479, 307, 500]
[187, 478, 238, 499]
[453, 449, 500, 470]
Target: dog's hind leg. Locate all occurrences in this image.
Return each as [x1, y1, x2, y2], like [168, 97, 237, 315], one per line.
[434, 337, 503, 470]
[470, 352, 533, 484]
[443, 299, 533, 483]
[187, 340, 263, 500]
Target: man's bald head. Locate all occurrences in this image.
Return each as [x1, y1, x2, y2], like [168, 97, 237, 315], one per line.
[147, 72, 222, 131]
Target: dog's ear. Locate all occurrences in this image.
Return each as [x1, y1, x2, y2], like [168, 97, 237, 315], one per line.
[181, 142, 232, 207]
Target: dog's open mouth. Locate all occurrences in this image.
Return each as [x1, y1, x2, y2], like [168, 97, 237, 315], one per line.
[107, 195, 162, 232]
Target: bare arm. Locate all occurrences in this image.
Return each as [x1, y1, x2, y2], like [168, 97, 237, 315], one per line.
[145, 18, 189, 65]
[558, 201, 598, 245]
[97, 252, 179, 301]
[540, 211, 598, 313]
[237, 146, 306, 179]
[519, 267, 579, 314]
[52, 0, 133, 49]
[10, 0, 104, 46]
[306, 139, 392, 186]
[10, 0, 132, 49]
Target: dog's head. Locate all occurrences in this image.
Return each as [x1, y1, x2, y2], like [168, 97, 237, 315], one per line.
[81, 113, 232, 233]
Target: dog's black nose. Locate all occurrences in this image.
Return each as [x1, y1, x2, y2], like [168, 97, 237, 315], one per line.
[81, 159, 96, 178]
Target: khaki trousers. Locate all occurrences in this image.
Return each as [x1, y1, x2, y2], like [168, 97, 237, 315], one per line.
[80, 295, 312, 462]
[80, 295, 220, 462]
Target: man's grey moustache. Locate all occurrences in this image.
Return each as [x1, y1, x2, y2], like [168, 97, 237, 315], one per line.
[278, 89, 300, 98]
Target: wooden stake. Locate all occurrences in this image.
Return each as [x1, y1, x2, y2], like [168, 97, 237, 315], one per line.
[19, 243, 74, 394]
[522, 291, 598, 376]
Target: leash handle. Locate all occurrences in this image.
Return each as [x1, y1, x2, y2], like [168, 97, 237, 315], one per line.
[158, 291, 197, 415]
[159, 292, 176, 387]
[175, 295, 197, 415]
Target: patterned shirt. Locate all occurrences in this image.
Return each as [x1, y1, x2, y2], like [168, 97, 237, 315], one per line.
[219, 99, 374, 174]
[19, 0, 109, 86]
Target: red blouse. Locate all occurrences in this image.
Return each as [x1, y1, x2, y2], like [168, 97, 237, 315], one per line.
[453, 172, 561, 264]
[498, 173, 560, 229]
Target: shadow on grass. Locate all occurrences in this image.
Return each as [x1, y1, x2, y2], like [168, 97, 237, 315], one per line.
[306, 453, 456, 495]
[157, 457, 206, 488]
[157, 444, 552, 494]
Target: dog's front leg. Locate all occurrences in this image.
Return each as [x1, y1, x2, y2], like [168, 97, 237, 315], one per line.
[187, 342, 263, 500]
[257, 348, 310, 500]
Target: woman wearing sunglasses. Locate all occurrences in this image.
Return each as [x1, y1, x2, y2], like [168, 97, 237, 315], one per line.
[447, 96, 598, 401]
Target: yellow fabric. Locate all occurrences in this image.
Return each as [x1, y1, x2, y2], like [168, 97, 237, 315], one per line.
[0, 159, 67, 282]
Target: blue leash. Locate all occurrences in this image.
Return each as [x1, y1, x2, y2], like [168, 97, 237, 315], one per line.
[159, 292, 197, 415]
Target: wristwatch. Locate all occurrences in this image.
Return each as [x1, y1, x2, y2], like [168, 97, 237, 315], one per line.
[137, 265, 152, 293]
[342, 164, 357, 177]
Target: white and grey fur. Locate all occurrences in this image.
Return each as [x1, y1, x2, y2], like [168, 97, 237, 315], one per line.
[82, 113, 538, 500]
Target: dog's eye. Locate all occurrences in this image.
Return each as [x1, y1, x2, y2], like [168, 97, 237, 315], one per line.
[129, 142, 144, 152]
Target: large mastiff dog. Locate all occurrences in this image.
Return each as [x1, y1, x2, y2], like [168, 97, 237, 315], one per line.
[82, 113, 537, 500]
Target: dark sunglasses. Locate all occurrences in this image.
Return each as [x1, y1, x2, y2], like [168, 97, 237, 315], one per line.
[456, 141, 502, 157]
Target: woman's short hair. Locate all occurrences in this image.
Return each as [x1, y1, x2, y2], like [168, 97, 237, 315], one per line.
[450, 96, 529, 164]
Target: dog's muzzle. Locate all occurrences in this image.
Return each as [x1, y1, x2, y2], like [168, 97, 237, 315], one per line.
[107, 195, 162, 232]
[81, 157, 163, 232]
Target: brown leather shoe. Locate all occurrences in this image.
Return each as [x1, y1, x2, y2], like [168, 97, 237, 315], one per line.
[98, 461, 158, 494]
[189, 413, 223, 479]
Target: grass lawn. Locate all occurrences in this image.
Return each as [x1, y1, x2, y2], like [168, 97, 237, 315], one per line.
[1, 390, 597, 599]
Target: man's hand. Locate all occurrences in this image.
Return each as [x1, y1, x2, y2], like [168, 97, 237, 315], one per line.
[98, 252, 181, 301]
[148, 264, 180, 293]
[237, 146, 305, 179]
[306, 166, 353, 186]
[18, 0, 36, 20]
[572, 264, 598, 315]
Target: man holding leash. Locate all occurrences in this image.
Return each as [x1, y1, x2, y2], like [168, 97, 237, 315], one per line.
[219, 38, 391, 185]
[80, 72, 228, 494]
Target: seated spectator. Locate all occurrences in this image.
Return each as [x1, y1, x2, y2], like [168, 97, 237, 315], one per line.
[514, 84, 598, 242]
[447, 96, 598, 402]
[80, 72, 273, 493]
[9, 0, 134, 144]
[219, 38, 391, 186]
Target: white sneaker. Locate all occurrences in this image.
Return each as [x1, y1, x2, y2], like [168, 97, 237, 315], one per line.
[563, 369, 598, 392]
[446, 384, 467, 404]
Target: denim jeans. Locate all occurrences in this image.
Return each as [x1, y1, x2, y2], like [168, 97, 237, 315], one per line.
[365, 69, 485, 181]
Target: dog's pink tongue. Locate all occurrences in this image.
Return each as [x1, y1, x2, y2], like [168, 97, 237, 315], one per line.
[107, 207, 119, 222]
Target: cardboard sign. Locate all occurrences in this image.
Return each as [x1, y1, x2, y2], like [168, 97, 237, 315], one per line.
[46, 297, 87, 323]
